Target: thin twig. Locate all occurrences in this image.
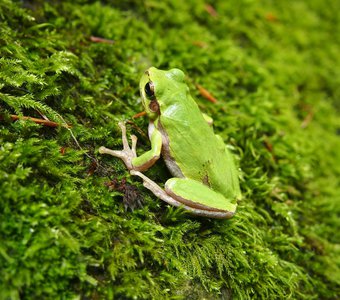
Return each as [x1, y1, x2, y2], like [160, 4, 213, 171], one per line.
[196, 84, 218, 103]
[7, 114, 72, 128]
[90, 36, 115, 44]
[132, 111, 147, 118]
[204, 4, 218, 18]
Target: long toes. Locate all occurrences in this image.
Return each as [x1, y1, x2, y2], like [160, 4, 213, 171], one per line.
[99, 147, 125, 158]
[131, 134, 137, 142]
[130, 135, 137, 156]
[119, 122, 130, 151]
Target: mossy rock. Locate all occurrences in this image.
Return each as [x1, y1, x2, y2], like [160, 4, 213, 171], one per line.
[1, 0, 340, 299]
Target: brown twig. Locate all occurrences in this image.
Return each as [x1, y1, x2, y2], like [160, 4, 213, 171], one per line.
[196, 84, 218, 103]
[263, 138, 273, 153]
[132, 111, 147, 119]
[6, 114, 72, 128]
[265, 12, 278, 22]
[125, 120, 148, 138]
[192, 41, 208, 48]
[90, 36, 115, 45]
[204, 4, 218, 18]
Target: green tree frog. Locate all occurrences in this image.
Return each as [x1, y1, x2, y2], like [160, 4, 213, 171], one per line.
[99, 67, 241, 218]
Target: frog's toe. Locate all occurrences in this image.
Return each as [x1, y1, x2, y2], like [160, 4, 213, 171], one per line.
[117, 121, 133, 152]
[130, 135, 138, 156]
[118, 121, 126, 129]
[99, 146, 124, 158]
[98, 146, 107, 154]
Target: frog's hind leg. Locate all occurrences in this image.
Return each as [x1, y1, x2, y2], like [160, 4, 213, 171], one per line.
[165, 177, 237, 216]
[130, 170, 235, 219]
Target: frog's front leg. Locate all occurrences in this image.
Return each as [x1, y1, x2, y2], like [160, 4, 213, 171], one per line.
[130, 170, 236, 219]
[99, 122, 137, 169]
[99, 121, 162, 172]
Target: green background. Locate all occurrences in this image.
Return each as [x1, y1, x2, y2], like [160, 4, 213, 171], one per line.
[1, 0, 340, 298]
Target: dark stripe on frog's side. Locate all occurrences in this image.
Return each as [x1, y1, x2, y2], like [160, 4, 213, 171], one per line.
[157, 121, 184, 178]
[158, 120, 212, 188]
[149, 94, 183, 178]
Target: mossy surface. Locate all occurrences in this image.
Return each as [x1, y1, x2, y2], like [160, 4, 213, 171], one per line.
[1, 0, 340, 299]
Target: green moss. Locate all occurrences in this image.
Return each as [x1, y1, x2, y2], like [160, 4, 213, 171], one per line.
[1, 0, 340, 299]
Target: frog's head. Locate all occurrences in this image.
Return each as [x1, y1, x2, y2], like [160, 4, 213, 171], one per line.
[139, 67, 186, 120]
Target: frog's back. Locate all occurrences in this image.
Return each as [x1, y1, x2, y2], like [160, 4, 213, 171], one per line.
[159, 96, 241, 202]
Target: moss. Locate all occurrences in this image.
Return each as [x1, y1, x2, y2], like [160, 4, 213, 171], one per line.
[1, 0, 340, 299]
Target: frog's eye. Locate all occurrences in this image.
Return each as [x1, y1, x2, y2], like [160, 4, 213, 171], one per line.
[144, 82, 155, 99]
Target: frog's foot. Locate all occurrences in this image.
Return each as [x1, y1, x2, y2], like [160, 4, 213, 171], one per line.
[130, 170, 235, 219]
[99, 122, 137, 170]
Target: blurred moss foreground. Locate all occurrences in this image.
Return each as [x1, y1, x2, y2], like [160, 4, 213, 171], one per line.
[1, 0, 340, 299]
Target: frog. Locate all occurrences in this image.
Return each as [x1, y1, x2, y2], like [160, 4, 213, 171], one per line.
[99, 67, 241, 218]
